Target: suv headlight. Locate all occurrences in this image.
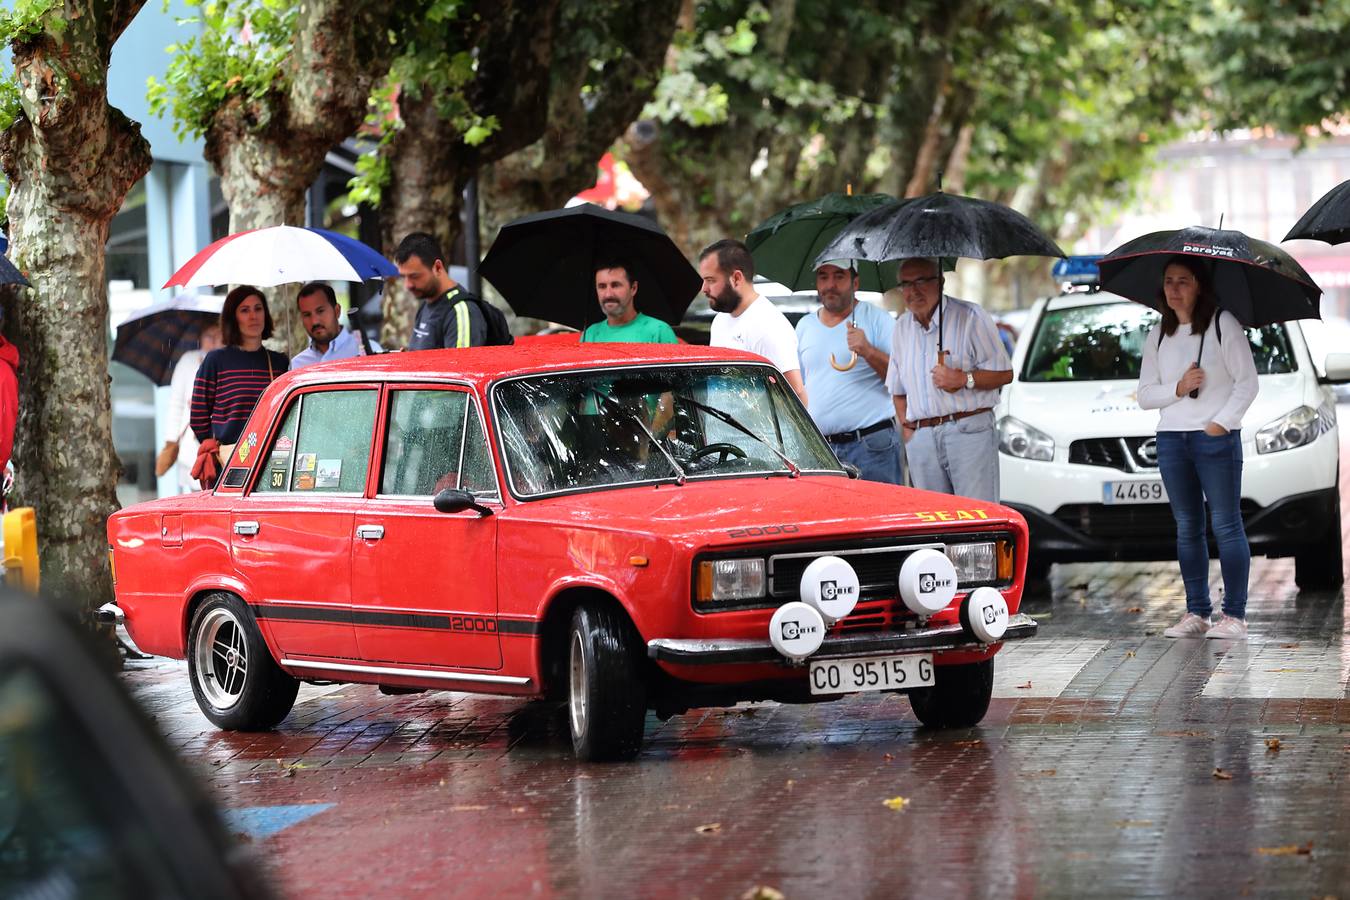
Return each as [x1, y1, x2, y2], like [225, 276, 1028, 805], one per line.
[998, 416, 1054, 461]
[695, 558, 766, 604]
[1255, 406, 1321, 454]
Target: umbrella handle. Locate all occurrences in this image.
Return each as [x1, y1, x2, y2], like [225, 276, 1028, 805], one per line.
[1188, 328, 1205, 399]
[348, 307, 376, 356]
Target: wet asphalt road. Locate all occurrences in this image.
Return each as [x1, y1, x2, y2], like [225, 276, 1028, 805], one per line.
[117, 416, 1350, 898]
[119, 551, 1350, 899]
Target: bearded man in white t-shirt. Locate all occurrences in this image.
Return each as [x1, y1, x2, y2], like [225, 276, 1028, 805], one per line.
[697, 239, 808, 403]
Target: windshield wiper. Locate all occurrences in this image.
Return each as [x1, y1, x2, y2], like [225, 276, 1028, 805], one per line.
[588, 388, 687, 485]
[674, 394, 801, 478]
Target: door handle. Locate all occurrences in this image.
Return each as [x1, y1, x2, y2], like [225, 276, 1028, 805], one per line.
[355, 524, 385, 540]
[233, 521, 260, 536]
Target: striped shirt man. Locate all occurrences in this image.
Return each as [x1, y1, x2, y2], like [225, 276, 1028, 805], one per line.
[885, 295, 1010, 421]
[190, 346, 289, 444]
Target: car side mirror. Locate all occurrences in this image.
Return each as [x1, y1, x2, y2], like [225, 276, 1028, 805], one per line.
[433, 488, 493, 516]
[1322, 352, 1350, 383]
[842, 462, 862, 480]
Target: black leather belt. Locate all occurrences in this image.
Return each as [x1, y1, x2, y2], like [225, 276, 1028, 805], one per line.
[824, 418, 896, 444]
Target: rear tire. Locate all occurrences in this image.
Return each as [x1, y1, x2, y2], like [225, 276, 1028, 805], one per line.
[908, 658, 994, 728]
[1295, 490, 1344, 590]
[568, 604, 647, 761]
[187, 592, 299, 730]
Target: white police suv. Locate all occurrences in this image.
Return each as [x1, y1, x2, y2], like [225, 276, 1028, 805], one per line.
[996, 288, 1350, 588]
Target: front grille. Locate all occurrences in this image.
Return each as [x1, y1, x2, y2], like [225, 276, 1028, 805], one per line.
[830, 598, 919, 634]
[768, 541, 945, 600]
[1053, 500, 1260, 540]
[1069, 437, 1158, 471]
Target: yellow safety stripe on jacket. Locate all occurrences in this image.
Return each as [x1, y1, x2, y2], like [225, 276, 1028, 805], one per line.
[453, 297, 470, 348]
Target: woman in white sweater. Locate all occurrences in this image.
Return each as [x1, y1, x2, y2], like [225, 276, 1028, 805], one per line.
[1137, 256, 1258, 640]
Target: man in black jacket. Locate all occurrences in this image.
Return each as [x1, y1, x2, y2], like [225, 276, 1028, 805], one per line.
[394, 232, 487, 349]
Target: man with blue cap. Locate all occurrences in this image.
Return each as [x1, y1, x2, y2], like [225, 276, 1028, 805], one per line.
[795, 258, 902, 484]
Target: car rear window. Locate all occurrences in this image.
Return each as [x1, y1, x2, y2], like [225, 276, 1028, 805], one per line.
[1022, 300, 1297, 381]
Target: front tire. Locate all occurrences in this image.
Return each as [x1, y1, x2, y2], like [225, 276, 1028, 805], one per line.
[187, 592, 299, 730]
[908, 658, 994, 728]
[568, 604, 647, 761]
[1295, 492, 1344, 590]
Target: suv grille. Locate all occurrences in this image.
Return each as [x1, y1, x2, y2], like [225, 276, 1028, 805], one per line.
[1053, 500, 1259, 540]
[1069, 437, 1159, 471]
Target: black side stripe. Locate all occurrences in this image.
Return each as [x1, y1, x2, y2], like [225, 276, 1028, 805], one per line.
[254, 604, 540, 635]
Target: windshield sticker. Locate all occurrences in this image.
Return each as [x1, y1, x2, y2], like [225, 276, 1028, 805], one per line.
[294, 472, 316, 491]
[296, 453, 317, 473]
[316, 459, 342, 489]
[237, 432, 258, 464]
[276, 435, 294, 452]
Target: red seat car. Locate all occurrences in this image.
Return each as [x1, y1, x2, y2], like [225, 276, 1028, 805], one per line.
[105, 344, 1036, 760]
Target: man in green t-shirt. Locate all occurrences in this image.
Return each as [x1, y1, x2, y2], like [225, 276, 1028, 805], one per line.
[582, 259, 679, 343]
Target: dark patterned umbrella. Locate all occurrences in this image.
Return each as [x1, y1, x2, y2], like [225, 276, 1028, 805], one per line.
[112, 293, 224, 386]
[0, 252, 29, 287]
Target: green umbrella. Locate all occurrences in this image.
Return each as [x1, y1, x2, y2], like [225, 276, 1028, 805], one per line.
[746, 192, 898, 292]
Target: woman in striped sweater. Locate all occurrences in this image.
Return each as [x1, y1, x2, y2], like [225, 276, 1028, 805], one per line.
[189, 285, 289, 487]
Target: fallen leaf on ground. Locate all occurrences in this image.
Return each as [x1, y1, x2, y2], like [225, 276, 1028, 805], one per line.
[1015, 680, 1033, 690]
[1265, 738, 1283, 752]
[882, 796, 910, 811]
[512, 807, 526, 813]
[1212, 767, 1234, 780]
[1113, 820, 1154, 828]
[1255, 843, 1313, 856]
[1125, 650, 1137, 658]
[785, 779, 796, 790]
[1280, 643, 1299, 649]
[883, 753, 894, 761]
[1126, 606, 1144, 613]
[1029, 769, 1057, 777]
[695, 823, 722, 834]
[449, 805, 489, 812]
[741, 887, 785, 900]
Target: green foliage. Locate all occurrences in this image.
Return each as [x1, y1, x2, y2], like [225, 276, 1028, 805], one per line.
[343, 0, 498, 205]
[1204, 0, 1350, 134]
[146, 0, 299, 141]
[0, 0, 64, 131]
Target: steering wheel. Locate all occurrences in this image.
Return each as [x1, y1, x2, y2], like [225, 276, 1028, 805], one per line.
[689, 442, 748, 464]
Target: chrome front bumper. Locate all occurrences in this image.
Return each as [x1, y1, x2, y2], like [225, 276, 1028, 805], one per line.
[647, 613, 1038, 666]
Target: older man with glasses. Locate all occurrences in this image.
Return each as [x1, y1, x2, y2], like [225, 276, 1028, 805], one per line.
[885, 257, 1011, 501]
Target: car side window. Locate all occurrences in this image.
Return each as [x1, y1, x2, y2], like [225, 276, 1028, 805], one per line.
[255, 389, 378, 494]
[381, 389, 497, 497]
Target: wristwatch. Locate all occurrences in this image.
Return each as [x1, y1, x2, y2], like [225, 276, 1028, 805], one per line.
[964, 370, 975, 390]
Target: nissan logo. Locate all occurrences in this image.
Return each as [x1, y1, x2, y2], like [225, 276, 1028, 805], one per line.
[1138, 438, 1158, 465]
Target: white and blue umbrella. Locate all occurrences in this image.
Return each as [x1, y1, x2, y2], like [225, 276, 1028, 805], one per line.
[163, 225, 396, 289]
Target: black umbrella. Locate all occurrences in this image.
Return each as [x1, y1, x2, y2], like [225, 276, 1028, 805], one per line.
[1285, 179, 1350, 243]
[814, 190, 1065, 353]
[112, 292, 224, 386]
[746, 192, 898, 292]
[1098, 225, 1321, 327]
[1099, 225, 1321, 398]
[479, 204, 700, 331]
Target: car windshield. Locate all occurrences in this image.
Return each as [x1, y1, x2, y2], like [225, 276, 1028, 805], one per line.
[493, 364, 842, 496]
[1022, 300, 1297, 382]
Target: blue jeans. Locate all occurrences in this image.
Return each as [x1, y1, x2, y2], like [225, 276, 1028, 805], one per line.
[833, 424, 904, 485]
[1155, 430, 1249, 619]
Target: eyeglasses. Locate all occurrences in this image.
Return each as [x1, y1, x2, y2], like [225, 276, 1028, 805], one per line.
[897, 275, 939, 291]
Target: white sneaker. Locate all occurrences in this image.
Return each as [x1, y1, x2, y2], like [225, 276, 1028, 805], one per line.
[1163, 613, 1211, 638]
[1206, 615, 1248, 640]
